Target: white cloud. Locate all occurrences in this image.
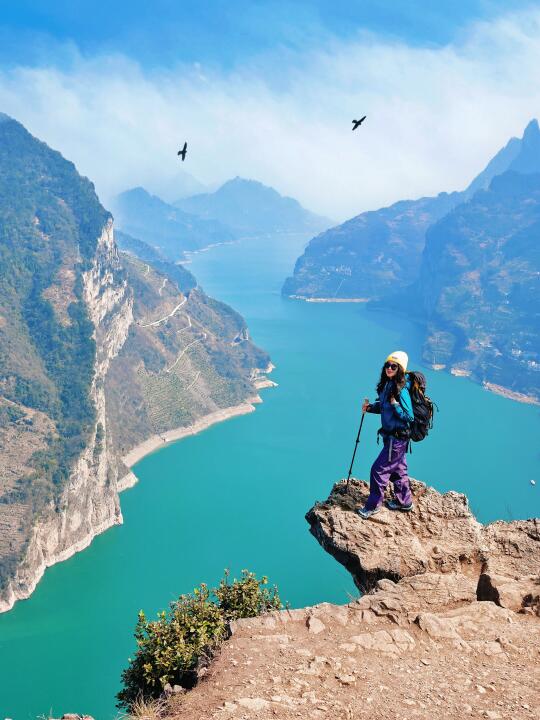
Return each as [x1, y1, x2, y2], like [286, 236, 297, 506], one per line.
[1, 8, 540, 221]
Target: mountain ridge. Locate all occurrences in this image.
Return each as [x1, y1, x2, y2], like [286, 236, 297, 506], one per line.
[283, 118, 540, 302]
[112, 186, 235, 261]
[175, 176, 333, 236]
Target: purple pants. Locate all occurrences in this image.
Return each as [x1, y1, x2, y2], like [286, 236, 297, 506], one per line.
[364, 437, 413, 510]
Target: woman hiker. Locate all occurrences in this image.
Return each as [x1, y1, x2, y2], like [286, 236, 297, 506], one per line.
[357, 351, 414, 519]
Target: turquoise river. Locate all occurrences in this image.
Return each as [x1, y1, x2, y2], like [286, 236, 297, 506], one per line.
[0, 232, 539, 719]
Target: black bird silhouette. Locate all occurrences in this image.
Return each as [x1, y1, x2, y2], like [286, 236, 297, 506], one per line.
[177, 142, 187, 161]
[352, 116, 366, 131]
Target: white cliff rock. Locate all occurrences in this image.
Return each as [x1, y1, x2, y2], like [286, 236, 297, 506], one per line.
[0, 222, 133, 612]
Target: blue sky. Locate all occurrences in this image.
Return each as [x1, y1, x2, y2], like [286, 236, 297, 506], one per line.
[1, 0, 536, 68]
[0, 2, 539, 218]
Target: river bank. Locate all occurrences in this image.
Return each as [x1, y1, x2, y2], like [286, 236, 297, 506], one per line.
[121, 395, 265, 474]
[288, 295, 370, 303]
[432, 364, 539, 405]
[482, 381, 539, 406]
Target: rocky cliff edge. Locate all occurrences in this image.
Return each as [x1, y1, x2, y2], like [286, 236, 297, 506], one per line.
[163, 479, 539, 720]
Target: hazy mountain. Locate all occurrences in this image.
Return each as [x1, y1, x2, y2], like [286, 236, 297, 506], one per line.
[176, 177, 333, 236]
[112, 187, 235, 261]
[283, 120, 540, 301]
[506, 119, 540, 174]
[282, 191, 462, 299]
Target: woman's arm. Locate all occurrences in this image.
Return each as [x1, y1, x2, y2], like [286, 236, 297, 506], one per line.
[367, 400, 381, 414]
[392, 387, 414, 422]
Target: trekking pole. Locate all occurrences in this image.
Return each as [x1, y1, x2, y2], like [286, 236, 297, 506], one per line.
[346, 401, 368, 490]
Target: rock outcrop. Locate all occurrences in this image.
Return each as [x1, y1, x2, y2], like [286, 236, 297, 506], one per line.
[161, 480, 539, 719]
[307, 479, 539, 608]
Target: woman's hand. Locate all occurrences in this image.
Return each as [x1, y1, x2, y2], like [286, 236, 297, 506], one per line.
[362, 398, 370, 413]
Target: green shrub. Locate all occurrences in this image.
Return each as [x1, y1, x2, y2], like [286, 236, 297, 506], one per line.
[215, 569, 281, 621]
[117, 571, 282, 710]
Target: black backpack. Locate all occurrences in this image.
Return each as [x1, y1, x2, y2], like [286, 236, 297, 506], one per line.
[400, 371, 436, 442]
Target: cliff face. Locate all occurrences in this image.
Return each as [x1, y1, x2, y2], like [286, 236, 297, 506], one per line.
[158, 480, 539, 720]
[0, 113, 123, 605]
[0, 221, 133, 612]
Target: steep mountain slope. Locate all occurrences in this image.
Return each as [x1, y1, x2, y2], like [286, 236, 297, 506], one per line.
[463, 135, 521, 198]
[112, 187, 235, 261]
[282, 191, 461, 299]
[419, 170, 540, 400]
[176, 177, 332, 236]
[0, 116, 272, 610]
[506, 119, 540, 174]
[283, 121, 538, 301]
[115, 229, 197, 294]
[106, 250, 270, 472]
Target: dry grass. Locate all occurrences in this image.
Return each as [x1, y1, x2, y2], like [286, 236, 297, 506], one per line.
[125, 695, 168, 720]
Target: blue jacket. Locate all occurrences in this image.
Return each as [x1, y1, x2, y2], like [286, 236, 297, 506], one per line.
[368, 380, 414, 436]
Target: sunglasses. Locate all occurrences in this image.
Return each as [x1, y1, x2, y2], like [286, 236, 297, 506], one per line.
[384, 362, 399, 371]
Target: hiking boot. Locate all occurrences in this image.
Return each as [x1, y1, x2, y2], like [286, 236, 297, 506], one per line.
[386, 499, 413, 512]
[357, 506, 381, 519]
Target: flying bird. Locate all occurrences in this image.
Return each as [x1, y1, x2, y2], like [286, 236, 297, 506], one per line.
[352, 116, 366, 131]
[178, 142, 187, 161]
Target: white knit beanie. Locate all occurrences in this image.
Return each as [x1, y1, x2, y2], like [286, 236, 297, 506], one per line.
[385, 351, 408, 372]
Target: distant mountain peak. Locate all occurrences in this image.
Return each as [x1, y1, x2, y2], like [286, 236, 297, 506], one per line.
[125, 185, 148, 196]
[464, 118, 540, 198]
[507, 117, 540, 175]
[0, 112, 13, 124]
[217, 177, 278, 195]
[175, 176, 332, 235]
[227, 176, 261, 185]
[523, 118, 540, 137]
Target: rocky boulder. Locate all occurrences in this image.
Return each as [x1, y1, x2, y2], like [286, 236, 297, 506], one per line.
[306, 478, 540, 611]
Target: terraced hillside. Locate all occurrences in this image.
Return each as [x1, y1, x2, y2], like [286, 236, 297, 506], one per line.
[106, 253, 270, 473]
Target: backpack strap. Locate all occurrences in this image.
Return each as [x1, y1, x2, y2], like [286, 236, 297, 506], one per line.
[397, 381, 413, 425]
